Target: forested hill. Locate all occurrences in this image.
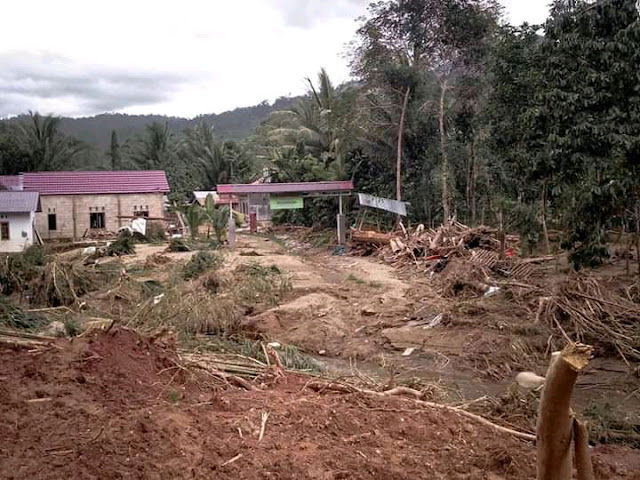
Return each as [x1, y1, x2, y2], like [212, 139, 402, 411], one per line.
[5, 95, 302, 149]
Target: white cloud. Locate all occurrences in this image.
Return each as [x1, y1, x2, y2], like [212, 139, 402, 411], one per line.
[0, 0, 550, 118]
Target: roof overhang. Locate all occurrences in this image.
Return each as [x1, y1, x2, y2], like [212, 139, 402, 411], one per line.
[217, 181, 354, 196]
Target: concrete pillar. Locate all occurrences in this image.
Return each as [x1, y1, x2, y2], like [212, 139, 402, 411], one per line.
[228, 202, 236, 248]
[337, 214, 346, 245]
[337, 194, 346, 245]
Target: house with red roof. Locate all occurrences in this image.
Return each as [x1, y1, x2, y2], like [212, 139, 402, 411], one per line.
[2, 171, 170, 241]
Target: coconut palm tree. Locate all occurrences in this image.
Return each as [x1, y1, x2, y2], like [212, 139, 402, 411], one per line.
[183, 120, 230, 187]
[19, 111, 84, 171]
[184, 203, 208, 239]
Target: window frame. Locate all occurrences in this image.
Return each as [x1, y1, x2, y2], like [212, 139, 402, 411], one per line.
[0, 222, 9, 241]
[89, 212, 106, 229]
[48, 213, 57, 231]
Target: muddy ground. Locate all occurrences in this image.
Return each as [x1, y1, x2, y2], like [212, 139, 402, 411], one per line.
[231, 233, 640, 414]
[2, 231, 640, 478]
[1, 328, 638, 480]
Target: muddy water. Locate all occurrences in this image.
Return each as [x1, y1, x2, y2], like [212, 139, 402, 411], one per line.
[313, 352, 510, 401]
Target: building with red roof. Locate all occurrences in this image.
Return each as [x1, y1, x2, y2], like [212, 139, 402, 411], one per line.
[8, 171, 170, 240]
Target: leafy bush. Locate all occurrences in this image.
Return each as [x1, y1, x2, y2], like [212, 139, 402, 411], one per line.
[182, 251, 224, 280]
[168, 238, 190, 252]
[0, 245, 48, 296]
[108, 230, 136, 256]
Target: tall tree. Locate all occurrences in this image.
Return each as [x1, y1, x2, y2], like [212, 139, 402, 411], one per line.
[351, 0, 424, 203]
[182, 120, 230, 187]
[535, 0, 640, 267]
[351, 0, 499, 218]
[18, 111, 84, 171]
[108, 130, 122, 170]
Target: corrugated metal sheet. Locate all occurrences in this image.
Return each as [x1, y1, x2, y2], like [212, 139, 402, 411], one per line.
[0, 176, 23, 191]
[217, 181, 354, 195]
[22, 171, 170, 196]
[0, 191, 40, 212]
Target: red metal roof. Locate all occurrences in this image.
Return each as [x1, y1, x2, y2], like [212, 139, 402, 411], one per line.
[0, 176, 22, 191]
[22, 171, 170, 196]
[217, 181, 354, 195]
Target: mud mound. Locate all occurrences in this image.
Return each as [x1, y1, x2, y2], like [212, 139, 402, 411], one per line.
[1, 329, 638, 479]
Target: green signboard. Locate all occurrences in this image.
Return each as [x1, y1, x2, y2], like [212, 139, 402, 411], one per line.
[270, 195, 304, 210]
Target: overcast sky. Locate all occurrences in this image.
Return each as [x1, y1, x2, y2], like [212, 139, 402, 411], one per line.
[0, 0, 550, 119]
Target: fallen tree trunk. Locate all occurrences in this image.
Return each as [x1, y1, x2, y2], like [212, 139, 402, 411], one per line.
[351, 230, 395, 245]
[536, 343, 593, 480]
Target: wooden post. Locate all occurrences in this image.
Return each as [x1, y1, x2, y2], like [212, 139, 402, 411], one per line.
[542, 183, 551, 255]
[72, 197, 77, 241]
[228, 200, 235, 248]
[117, 195, 122, 229]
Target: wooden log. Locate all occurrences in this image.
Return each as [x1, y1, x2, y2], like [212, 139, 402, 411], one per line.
[351, 230, 395, 245]
[536, 343, 592, 480]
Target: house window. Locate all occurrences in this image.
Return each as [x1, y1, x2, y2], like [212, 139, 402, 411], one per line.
[0, 222, 9, 240]
[90, 212, 105, 229]
[134, 205, 149, 218]
[48, 214, 57, 231]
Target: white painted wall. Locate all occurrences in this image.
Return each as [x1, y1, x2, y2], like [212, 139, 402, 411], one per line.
[0, 212, 34, 253]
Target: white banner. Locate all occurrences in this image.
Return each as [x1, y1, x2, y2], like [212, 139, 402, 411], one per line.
[358, 193, 407, 216]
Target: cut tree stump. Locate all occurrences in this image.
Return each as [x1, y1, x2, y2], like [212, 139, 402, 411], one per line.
[536, 343, 593, 480]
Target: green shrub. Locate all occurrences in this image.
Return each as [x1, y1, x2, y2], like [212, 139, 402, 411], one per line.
[63, 318, 84, 337]
[0, 297, 48, 331]
[168, 238, 190, 252]
[108, 231, 136, 256]
[182, 251, 224, 280]
[0, 245, 48, 296]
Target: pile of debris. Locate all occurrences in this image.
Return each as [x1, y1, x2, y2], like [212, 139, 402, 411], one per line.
[351, 221, 543, 273]
[352, 221, 517, 265]
[537, 275, 640, 362]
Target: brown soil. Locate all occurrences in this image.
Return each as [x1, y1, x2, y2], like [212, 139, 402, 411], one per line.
[2, 329, 637, 479]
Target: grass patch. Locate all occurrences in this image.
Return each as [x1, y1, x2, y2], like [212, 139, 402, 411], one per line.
[266, 234, 287, 249]
[347, 274, 366, 285]
[168, 238, 190, 252]
[63, 318, 84, 337]
[584, 401, 639, 445]
[369, 281, 382, 288]
[168, 390, 180, 405]
[127, 261, 290, 337]
[182, 251, 224, 280]
[234, 263, 291, 307]
[189, 337, 324, 373]
[0, 298, 48, 331]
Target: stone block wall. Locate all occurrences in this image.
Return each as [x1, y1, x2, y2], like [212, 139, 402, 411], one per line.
[36, 193, 165, 240]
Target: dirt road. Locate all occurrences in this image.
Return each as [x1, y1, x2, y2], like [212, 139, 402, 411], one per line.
[230, 233, 640, 411]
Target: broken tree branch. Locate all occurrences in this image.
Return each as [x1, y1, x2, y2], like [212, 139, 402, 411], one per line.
[306, 381, 536, 441]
